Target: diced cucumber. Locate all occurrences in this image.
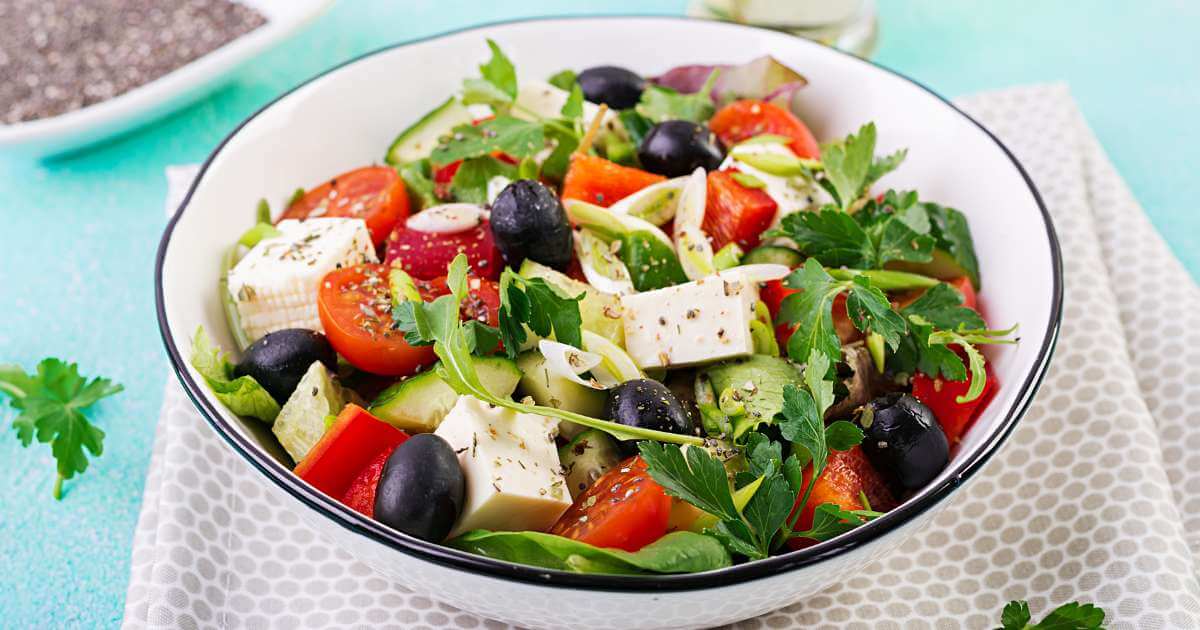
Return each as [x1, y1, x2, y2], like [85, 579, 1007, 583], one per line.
[741, 245, 805, 267]
[518, 259, 625, 347]
[272, 362, 349, 463]
[369, 356, 520, 433]
[515, 350, 606, 438]
[385, 96, 473, 166]
[701, 355, 804, 438]
[557, 429, 621, 498]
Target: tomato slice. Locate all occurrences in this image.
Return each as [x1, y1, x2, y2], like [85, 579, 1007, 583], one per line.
[786, 446, 895, 550]
[912, 363, 998, 446]
[317, 264, 439, 376]
[710, 99, 820, 159]
[549, 456, 672, 552]
[704, 169, 778, 251]
[384, 219, 503, 281]
[762, 280, 859, 348]
[295, 404, 409, 501]
[561, 154, 665, 207]
[281, 166, 410, 246]
[948, 276, 978, 311]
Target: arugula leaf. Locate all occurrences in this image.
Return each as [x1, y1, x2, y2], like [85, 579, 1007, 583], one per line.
[888, 281, 983, 380]
[449, 156, 517, 205]
[190, 328, 280, 424]
[462, 320, 502, 355]
[0, 358, 121, 500]
[789, 503, 873, 542]
[999, 600, 1106, 630]
[497, 269, 585, 358]
[637, 70, 719, 123]
[547, 69, 577, 91]
[561, 82, 584, 120]
[431, 116, 546, 165]
[926, 323, 1018, 402]
[461, 39, 517, 108]
[448, 530, 731, 575]
[397, 160, 438, 209]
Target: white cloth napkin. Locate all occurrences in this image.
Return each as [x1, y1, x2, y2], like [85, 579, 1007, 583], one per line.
[124, 85, 1200, 629]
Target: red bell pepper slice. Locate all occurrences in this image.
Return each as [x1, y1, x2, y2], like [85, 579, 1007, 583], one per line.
[912, 363, 999, 446]
[294, 404, 409, 500]
[786, 446, 896, 550]
[561, 154, 665, 207]
[703, 169, 778, 251]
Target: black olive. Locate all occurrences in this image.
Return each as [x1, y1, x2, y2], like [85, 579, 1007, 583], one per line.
[577, 65, 645, 109]
[856, 393, 949, 492]
[489, 179, 573, 270]
[234, 328, 336, 403]
[605, 379, 695, 455]
[374, 433, 465, 542]
[637, 120, 725, 178]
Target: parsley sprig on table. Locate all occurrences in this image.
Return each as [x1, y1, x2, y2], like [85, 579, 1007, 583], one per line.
[640, 350, 872, 559]
[0, 359, 122, 499]
[1000, 600, 1106, 629]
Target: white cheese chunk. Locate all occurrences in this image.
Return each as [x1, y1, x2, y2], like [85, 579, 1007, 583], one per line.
[619, 272, 761, 369]
[227, 218, 377, 342]
[434, 396, 571, 536]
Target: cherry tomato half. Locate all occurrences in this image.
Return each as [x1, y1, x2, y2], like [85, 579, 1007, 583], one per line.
[281, 166, 409, 246]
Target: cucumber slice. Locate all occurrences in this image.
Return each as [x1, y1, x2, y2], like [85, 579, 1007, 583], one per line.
[742, 245, 804, 267]
[369, 356, 520, 433]
[272, 362, 349, 463]
[558, 429, 621, 498]
[518, 259, 625, 347]
[515, 350, 606, 439]
[385, 97, 473, 166]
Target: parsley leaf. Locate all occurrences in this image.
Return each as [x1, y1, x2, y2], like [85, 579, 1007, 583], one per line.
[902, 282, 985, 331]
[771, 193, 935, 269]
[924, 201, 981, 289]
[561, 82, 584, 120]
[888, 281, 983, 381]
[397, 159, 438, 209]
[389, 265, 463, 348]
[999, 600, 1106, 630]
[844, 276, 908, 351]
[547, 69, 577, 91]
[637, 70, 719, 123]
[638, 442, 740, 519]
[461, 39, 517, 108]
[817, 122, 906, 210]
[190, 328, 281, 423]
[431, 116, 546, 166]
[497, 269, 585, 359]
[774, 209, 875, 268]
[0, 358, 122, 500]
[871, 201, 934, 266]
[449, 156, 517, 205]
[789, 503, 873, 542]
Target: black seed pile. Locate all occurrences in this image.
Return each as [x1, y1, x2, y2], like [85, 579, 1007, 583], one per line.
[0, 0, 267, 124]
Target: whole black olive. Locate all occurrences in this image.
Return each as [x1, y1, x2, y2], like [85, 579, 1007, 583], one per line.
[489, 179, 573, 270]
[605, 379, 695, 454]
[234, 328, 336, 403]
[374, 433, 465, 542]
[637, 120, 725, 177]
[856, 393, 949, 492]
[577, 65, 646, 109]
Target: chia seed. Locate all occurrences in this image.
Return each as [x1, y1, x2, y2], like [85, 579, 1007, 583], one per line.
[0, 0, 266, 124]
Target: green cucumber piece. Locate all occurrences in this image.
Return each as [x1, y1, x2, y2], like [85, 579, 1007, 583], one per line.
[558, 429, 621, 497]
[701, 355, 804, 439]
[385, 97, 473, 166]
[272, 362, 350, 463]
[515, 350, 606, 438]
[518, 259, 625, 347]
[742, 245, 804, 267]
[369, 356, 520, 433]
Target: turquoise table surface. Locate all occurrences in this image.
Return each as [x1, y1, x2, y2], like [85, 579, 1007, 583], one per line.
[1, 1, 1196, 627]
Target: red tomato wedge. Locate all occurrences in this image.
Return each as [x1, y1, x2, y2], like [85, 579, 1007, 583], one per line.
[549, 456, 672, 552]
[295, 404, 409, 501]
[709, 99, 821, 159]
[341, 446, 397, 518]
[761, 280, 860, 348]
[317, 264, 439, 377]
[561, 154, 665, 207]
[384, 219, 503, 281]
[786, 447, 895, 550]
[703, 169, 778, 251]
[948, 275, 978, 311]
[281, 166, 409, 246]
[912, 363, 999, 446]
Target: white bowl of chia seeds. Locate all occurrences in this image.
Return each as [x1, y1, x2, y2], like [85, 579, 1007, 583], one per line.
[0, 0, 333, 159]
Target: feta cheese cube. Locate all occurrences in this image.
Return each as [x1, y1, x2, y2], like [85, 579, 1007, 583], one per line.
[434, 396, 571, 536]
[227, 218, 377, 342]
[620, 272, 761, 369]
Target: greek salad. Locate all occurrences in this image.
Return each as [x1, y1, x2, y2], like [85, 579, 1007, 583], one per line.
[191, 41, 1017, 575]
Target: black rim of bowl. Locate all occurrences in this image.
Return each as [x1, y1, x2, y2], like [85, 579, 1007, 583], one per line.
[155, 14, 1063, 593]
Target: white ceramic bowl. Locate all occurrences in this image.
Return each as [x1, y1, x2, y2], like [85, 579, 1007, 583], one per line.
[0, 0, 332, 159]
[156, 16, 1062, 630]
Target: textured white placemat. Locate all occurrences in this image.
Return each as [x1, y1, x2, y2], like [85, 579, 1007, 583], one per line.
[125, 85, 1200, 629]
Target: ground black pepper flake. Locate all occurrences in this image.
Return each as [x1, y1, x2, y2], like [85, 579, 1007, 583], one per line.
[0, 0, 266, 124]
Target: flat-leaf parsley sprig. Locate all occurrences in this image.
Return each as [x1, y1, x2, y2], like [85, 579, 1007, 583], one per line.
[0, 359, 123, 499]
[999, 599, 1106, 629]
